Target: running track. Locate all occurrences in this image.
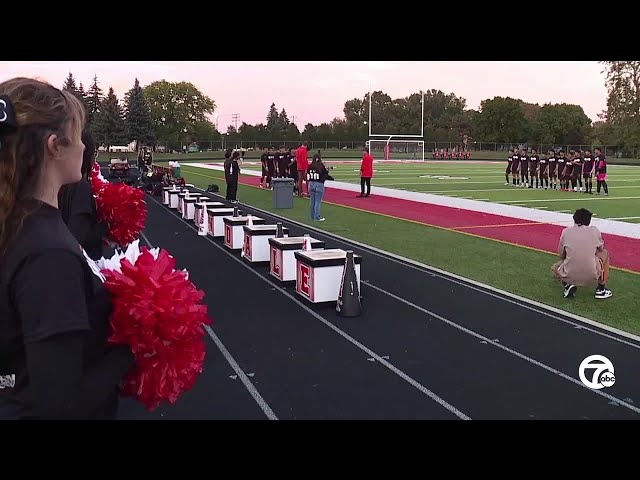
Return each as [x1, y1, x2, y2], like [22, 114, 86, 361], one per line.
[116, 188, 640, 420]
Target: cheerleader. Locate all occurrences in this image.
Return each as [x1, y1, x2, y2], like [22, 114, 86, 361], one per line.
[58, 129, 109, 260]
[0, 77, 134, 420]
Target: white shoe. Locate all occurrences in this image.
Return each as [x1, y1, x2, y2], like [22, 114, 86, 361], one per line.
[563, 284, 577, 298]
[595, 287, 612, 299]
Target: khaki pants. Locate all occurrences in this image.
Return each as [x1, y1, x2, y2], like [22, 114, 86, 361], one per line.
[552, 248, 610, 285]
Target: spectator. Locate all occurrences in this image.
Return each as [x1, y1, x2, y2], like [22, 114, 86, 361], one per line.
[552, 208, 612, 299]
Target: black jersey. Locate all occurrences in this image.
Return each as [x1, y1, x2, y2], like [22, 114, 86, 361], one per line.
[0, 201, 133, 419]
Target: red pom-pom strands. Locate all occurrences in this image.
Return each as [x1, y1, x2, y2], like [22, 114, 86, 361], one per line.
[97, 182, 147, 247]
[96, 240, 213, 411]
[91, 160, 108, 192]
[90, 160, 148, 248]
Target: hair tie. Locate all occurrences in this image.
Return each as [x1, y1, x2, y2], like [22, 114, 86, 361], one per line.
[0, 95, 17, 152]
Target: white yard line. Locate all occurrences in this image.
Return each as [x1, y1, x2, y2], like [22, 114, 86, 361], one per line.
[499, 196, 640, 203]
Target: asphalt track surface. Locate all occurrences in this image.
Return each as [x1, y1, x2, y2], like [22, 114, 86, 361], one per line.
[116, 188, 640, 420]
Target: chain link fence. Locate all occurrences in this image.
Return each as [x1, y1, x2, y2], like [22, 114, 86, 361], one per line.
[144, 140, 636, 160]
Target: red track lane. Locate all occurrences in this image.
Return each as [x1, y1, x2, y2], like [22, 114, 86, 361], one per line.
[235, 174, 640, 273]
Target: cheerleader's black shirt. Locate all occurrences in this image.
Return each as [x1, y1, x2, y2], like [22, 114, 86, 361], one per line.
[59, 179, 109, 260]
[0, 200, 134, 419]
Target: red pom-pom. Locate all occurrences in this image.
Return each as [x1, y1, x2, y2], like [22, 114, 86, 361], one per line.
[101, 247, 212, 411]
[95, 182, 147, 247]
[90, 160, 147, 247]
[91, 161, 109, 194]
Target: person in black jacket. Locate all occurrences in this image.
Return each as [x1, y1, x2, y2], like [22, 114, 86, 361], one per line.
[224, 150, 240, 202]
[0, 77, 134, 420]
[287, 147, 298, 194]
[307, 153, 334, 221]
[137, 148, 145, 172]
[58, 129, 109, 260]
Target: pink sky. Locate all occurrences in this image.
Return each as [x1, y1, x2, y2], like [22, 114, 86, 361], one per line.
[0, 61, 608, 132]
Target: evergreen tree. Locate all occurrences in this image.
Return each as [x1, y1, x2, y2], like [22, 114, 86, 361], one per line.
[62, 73, 85, 106]
[124, 78, 155, 147]
[93, 87, 127, 150]
[77, 82, 88, 113]
[279, 108, 290, 126]
[266, 102, 279, 128]
[86, 75, 103, 128]
[62, 72, 77, 94]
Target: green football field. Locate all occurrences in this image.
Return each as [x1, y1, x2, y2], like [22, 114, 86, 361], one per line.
[164, 160, 640, 335]
[233, 160, 640, 223]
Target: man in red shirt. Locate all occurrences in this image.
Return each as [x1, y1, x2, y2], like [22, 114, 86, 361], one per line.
[358, 147, 374, 197]
[296, 142, 309, 197]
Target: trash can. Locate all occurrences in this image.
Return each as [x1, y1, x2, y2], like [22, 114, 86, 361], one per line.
[272, 178, 295, 209]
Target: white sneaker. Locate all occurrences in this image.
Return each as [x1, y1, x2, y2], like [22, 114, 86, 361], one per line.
[595, 288, 612, 299]
[564, 284, 577, 298]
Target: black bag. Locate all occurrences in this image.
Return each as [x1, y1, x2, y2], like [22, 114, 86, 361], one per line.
[206, 184, 219, 193]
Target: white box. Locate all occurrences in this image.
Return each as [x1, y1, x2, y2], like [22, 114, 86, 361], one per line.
[207, 208, 242, 237]
[223, 216, 265, 250]
[294, 249, 362, 303]
[194, 202, 227, 227]
[268, 236, 326, 282]
[241, 225, 290, 263]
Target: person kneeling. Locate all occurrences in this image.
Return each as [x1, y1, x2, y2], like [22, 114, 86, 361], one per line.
[552, 208, 612, 299]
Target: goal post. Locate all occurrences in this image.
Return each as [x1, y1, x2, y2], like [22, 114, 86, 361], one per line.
[367, 90, 425, 161]
[365, 138, 425, 161]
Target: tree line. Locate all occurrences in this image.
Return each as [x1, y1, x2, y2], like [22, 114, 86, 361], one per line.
[62, 61, 640, 153]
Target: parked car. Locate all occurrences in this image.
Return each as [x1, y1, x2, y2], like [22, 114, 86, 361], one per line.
[109, 157, 130, 179]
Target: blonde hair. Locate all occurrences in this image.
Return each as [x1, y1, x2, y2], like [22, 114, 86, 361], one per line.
[0, 77, 86, 253]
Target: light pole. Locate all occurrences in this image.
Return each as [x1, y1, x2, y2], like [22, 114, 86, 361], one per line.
[214, 113, 236, 133]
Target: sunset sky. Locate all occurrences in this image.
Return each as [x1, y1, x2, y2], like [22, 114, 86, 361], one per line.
[0, 61, 608, 132]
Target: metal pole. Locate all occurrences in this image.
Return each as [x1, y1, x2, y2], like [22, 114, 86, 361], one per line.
[420, 90, 424, 138]
[368, 90, 372, 138]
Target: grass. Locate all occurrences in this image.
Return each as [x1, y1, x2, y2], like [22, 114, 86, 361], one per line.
[98, 148, 640, 165]
[231, 161, 640, 224]
[175, 164, 640, 336]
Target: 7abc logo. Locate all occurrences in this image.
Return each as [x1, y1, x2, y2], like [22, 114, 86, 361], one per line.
[579, 355, 616, 390]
